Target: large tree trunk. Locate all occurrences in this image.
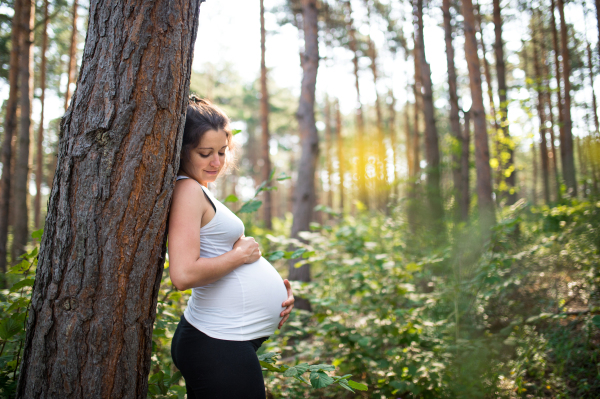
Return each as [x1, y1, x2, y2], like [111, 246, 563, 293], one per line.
[16, 0, 202, 396]
[460, 110, 471, 221]
[35, 0, 49, 231]
[0, 0, 22, 276]
[12, 0, 34, 263]
[346, 0, 367, 207]
[461, 0, 495, 232]
[288, 0, 319, 308]
[260, 0, 272, 229]
[532, 23, 551, 204]
[557, 0, 577, 196]
[64, 0, 79, 111]
[335, 99, 344, 213]
[493, 0, 516, 204]
[414, 0, 444, 229]
[443, 0, 463, 221]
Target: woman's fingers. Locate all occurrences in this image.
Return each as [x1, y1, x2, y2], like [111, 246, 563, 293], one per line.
[278, 314, 290, 329]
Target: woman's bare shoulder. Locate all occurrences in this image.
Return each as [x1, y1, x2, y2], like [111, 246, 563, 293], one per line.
[171, 178, 210, 217]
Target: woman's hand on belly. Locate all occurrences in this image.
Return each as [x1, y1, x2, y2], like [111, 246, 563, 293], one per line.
[278, 279, 295, 329]
[233, 235, 262, 264]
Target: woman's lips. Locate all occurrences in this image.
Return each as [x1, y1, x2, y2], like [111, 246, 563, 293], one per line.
[204, 170, 218, 174]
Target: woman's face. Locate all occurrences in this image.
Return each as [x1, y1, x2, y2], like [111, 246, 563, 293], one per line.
[184, 129, 228, 184]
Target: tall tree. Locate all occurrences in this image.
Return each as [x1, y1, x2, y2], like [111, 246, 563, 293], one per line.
[335, 99, 344, 213]
[493, 0, 516, 204]
[443, 0, 464, 220]
[543, 50, 561, 200]
[16, 0, 202, 395]
[324, 98, 334, 211]
[64, 0, 78, 111]
[0, 0, 22, 276]
[288, 0, 319, 309]
[596, 0, 600, 61]
[586, 38, 599, 134]
[414, 0, 444, 229]
[387, 88, 398, 195]
[345, 0, 368, 207]
[461, 0, 495, 232]
[12, 0, 34, 263]
[550, 0, 565, 195]
[557, 0, 577, 195]
[35, 0, 49, 231]
[460, 110, 471, 221]
[260, 0, 272, 229]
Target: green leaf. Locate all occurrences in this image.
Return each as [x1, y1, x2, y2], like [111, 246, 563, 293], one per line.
[232, 129, 242, 135]
[10, 278, 34, 292]
[257, 352, 278, 363]
[31, 228, 43, 240]
[223, 194, 239, 203]
[260, 361, 284, 372]
[267, 251, 285, 262]
[287, 248, 307, 259]
[338, 380, 355, 393]
[238, 200, 262, 214]
[8, 260, 30, 274]
[310, 371, 335, 388]
[283, 367, 299, 377]
[168, 371, 183, 386]
[592, 315, 600, 329]
[7, 297, 30, 313]
[348, 380, 368, 391]
[277, 175, 291, 181]
[294, 363, 310, 374]
[0, 317, 22, 340]
[309, 364, 335, 372]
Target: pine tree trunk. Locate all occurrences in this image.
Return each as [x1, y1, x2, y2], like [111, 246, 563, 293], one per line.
[443, 0, 463, 221]
[493, 0, 516, 204]
[550, 0, 564, 196]
[0, 0, 22, 276]
[288, 0, 319, 307]
[64, 0, 79, 111]
[596, 0, 600, 62]
[544, 59, 560, 201]
[35, 0, 49, 231]
[335, 99, 344, 213]
[16, 0, 201, 396]
[587, 41, 599, 134]
[532, 26, 551, 204]
[557, 0, 577, 196]
[346, 0, 367, 207]
[260, 0, 272, 229]
[388, 88, 397, 195]
[324, 99, 334, 212]
[461, 0, 495, 232]
[461, 110, 471, 221]
[532, 141, 538, 205]
[12, 0, 34, 263]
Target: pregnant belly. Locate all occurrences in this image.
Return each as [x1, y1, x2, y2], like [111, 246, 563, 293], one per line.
[186, 257, 288, 340]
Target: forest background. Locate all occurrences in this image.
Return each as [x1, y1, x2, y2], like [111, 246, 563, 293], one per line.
[0, 0, 599, 397]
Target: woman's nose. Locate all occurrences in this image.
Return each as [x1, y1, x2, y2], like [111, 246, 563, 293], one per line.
[210, 154, 221, 167]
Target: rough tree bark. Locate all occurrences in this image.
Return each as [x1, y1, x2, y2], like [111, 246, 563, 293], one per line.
[260, 0, 272, 229]
[64, 0, 79, 111]
[35, 0, 49, 231]
[493, 0, 516, 204]
[288, 0, 319, 308]
[557, 0, 577, 195]
[346, 0, 367, 207]
[16, 0, 202, 397]
[0, 0, 22, 276]
[462, 0, 495, 232]
[443, 0, 463, 221]
[414, 0, 444, 229]
[12, 0, 34, 263]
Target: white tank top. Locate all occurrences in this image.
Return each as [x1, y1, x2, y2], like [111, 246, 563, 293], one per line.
[176, 176, 288, 341]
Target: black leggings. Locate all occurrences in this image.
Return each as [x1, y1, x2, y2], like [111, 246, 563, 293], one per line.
[171, 315, 268, 399]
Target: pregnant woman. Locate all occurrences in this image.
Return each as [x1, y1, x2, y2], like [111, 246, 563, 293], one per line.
[168, 98, 295, 399]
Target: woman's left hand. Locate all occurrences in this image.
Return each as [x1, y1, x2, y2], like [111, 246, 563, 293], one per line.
[278, 279, 295, 329]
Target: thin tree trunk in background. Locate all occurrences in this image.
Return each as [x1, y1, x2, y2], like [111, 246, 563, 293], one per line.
[346, 0, 367, 207]
[550, 0, 564, 196]
[64, 0, 78, 111]
[16, 0, 202, 395]
[335, 99, 344, 213]
[412, 77, 421, 180]
[414, 0, 444, 228]
[544, 58, 560, 201]
[289, 0, 319, 309]
[0, 0, 22, 276]
[461, 110, 471, 221]
[324, 98, 333, 212]
[587, 41, 599, 133]
[462, 0, 495, 232]
[557, 0, 577, 196]
[596, 0, 600, 62]
[13, 0, 34, 263]
[260, 0, 272, 229]
[443, 0, 463, 220]
[388, 89, 397, 195]
[35, 0, 49, 232]
[577, 136, 588, 195]
[532, 141, 538, 205]
[493, 0, 516, 204]
[532, 26, 550, 204]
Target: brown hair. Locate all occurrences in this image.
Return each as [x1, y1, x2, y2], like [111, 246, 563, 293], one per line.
[178, 96, 236, 176]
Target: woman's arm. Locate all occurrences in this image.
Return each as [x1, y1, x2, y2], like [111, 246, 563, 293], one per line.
[168, 179, 260, 291]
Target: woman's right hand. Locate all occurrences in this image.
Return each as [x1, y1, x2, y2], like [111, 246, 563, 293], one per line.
[233, 235, 261, 264]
